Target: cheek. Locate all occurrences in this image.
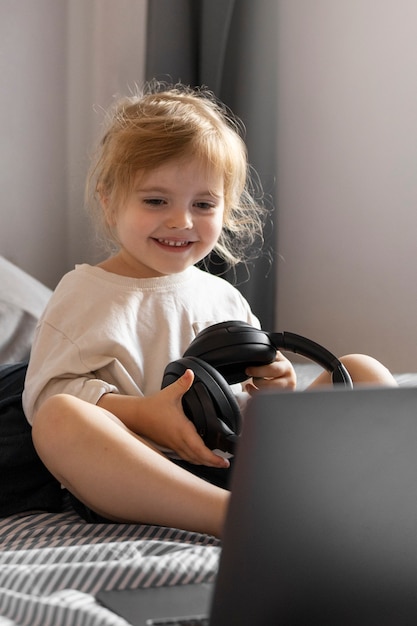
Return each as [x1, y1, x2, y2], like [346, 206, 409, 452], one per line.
[206, 208, 225, 236]
[116, 208, 151, 234]
[199, 221, 223, 248]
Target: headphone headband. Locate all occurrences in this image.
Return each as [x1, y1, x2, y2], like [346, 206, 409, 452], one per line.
[184, 321, 353, 387]
[163, 321, 353, 455]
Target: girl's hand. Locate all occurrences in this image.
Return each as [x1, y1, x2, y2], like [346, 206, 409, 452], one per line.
[135, 369, 230, 469]
[244, 351, 297, 395]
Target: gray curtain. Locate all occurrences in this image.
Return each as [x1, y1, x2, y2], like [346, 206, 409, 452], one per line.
[146, 0, 278, 330]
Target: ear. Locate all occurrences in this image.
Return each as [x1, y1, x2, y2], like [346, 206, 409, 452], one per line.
[98, 187, 116, 227]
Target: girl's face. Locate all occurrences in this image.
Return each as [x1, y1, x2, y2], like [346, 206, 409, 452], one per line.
[103, 159, 225, 278]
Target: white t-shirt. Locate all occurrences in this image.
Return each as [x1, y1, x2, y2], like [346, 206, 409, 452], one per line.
[23, 264, 259, 424]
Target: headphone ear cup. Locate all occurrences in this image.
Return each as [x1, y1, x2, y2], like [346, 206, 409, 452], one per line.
[161, 356, 242, 453]
[184, 321, 276, 384]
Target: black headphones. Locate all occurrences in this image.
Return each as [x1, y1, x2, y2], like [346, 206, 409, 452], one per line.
[161, 321, 353, 454]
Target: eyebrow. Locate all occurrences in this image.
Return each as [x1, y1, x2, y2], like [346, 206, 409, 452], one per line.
[136, 185, 223, 199]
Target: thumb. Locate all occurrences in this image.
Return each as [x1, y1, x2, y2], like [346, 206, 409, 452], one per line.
[173, 368, 195, 396]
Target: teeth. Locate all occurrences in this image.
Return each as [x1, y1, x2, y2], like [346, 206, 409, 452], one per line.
[157, 239, 189, 247]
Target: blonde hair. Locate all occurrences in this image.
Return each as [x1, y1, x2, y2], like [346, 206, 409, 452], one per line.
[86, 81, 267, 267]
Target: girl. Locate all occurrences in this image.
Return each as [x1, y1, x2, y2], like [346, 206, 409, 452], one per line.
[22, 83, 396, 538]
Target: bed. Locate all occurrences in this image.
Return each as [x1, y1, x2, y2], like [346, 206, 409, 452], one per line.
[1, 256, 416, 626]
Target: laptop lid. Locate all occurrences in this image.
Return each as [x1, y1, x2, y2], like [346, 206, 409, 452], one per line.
[210, 385, 417, 625]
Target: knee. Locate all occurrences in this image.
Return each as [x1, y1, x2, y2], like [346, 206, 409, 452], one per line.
[339, 354, 397, 386]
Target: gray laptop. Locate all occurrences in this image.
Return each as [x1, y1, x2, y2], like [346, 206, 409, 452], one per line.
[97, 385, 417, 625]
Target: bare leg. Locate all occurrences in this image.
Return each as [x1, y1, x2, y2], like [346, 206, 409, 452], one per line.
[308, 354, 398, 388]
[32, 394, 229, 538]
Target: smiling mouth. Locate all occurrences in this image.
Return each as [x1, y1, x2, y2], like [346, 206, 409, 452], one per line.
[155, 238, 191, 248]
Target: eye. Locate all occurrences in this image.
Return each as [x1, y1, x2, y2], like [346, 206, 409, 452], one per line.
[143, 198, 166, 206]
[194, 201, 216, 211]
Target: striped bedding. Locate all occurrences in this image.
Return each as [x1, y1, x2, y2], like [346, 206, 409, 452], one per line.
[0, 495, 220, 626]
[1, 367, 417, 625]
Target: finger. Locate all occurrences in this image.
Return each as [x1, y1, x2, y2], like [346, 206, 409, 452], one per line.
[175, 368, 194, 392]
[185, 435, 231, 468]
[244, 381, 258, 397]
[245, 368, 297, 391]
[246, 360, 290, 380]
[176, 422, 230, 468]
[250, 376, 291, 390]
[162, 369, 195, 402]
[178, 441, 230, 468]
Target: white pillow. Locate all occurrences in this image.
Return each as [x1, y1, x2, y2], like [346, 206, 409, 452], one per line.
[0, 257, 52, 363]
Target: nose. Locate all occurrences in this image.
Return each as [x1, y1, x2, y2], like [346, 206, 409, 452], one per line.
[166, 206, 193, 229]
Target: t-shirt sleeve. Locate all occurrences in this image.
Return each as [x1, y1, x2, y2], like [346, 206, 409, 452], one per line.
[22, 321, 118, 424]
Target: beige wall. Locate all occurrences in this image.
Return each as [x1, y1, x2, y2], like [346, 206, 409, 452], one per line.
[275, 1, 417, 371]
[0, 0, 147, 288]
[0, 1, 68, 286]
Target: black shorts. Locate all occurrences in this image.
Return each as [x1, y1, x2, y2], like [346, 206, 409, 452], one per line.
[0, 362, 62, 516]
